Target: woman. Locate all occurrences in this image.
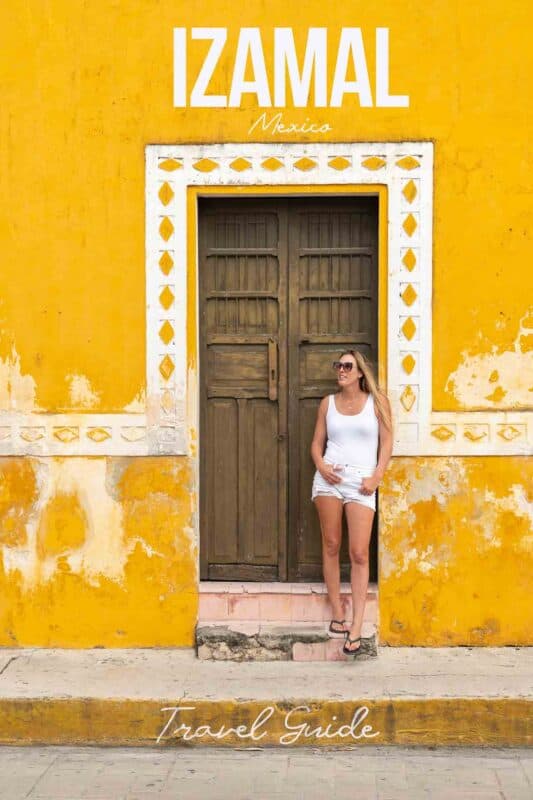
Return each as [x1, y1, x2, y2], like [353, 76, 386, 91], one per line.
[310, 349, 393, 656]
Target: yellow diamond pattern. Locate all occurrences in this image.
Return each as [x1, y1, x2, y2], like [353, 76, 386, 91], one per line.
[431, 426, 455, 441]
[401, 317, 416, 341]
[362, 156, 386, 170]
[400, 385, 416, 412]
[159, 320, 174, 345]
[497, 425, 521, 441]
[87, 428, 112, 443]
[402, 179, 417, 203]
[328, 156, 351, 170]
[20, 428, 45, 442]
[402, 249, 417, 271]
[158, 158, 182, 172]
[464, 427, 487, 442]
[261, 157, 283, 171]
[401, 284, 418, 307]
[159, 355, 175, 381]
[161, 390, 174, 414]
[294, 157, 317, 171]
[230, 157, 252, 172]
[53, 427, 79, 443]
[121, 427, 146, 442]
[159, 286, 175, 310]
[159, 217, 174, 241]
[401, 354, 416, 375]
[158, 182, 174, 206]
[403, 214, 417, 237]
[396, 156, 420, 170]
[193, 158, 218, 172]
[159, 252, 174, 275]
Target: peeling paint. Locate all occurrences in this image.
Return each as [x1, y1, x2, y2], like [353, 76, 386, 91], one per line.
[0, 460, 39, 548]
[65, 374, 101, 409]
[0, 457, 198, 646]
[0, 344, 42, 412]
[445, 309, 533, 408]
[379, 457, 466, 581]
[2, 459, 126, 588]
[380, 457, 533, 645]
[123, 387, 146, 413]
[480, 484, 533, 553]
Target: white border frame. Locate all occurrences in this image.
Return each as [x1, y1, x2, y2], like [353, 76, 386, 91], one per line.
[0, 141, 530, 456]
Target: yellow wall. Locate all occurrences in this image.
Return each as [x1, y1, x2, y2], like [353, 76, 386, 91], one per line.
[0, 457, 198, 646]
[380, 457, 533, 645]
[0, 1, 531, 645]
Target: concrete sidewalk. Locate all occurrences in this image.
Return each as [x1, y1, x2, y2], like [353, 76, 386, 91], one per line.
[1, 746, 532, 799]
[0, 647, 531, 747]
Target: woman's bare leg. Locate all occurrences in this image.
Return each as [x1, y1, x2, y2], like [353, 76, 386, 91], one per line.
[313, 495, 345, 628]
[344, 502, 375, 651]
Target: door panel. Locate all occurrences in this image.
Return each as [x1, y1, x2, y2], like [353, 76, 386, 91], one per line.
[207, 399, 238, 562]
[245, 399, 279, 562]
[288, 199, 379, 580]
[199, 196, 378, 581]
[207, 344, 269, 396]
[199, 200, 288, 580]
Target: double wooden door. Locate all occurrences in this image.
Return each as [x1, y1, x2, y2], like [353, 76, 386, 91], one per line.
[199, 196, 378, 581]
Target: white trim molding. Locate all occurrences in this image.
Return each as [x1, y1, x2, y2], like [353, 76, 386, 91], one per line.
[0, 141, 530, 456]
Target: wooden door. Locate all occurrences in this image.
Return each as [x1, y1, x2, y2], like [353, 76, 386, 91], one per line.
[199, 199, 288, 579]
[287, 198, 379, 580]
[199, 196, 378, 581]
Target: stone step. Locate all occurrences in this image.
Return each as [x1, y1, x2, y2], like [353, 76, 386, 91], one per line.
[196, 620, 377, 661]
[0, 648, 530, 747]
[198, 581, 378, 624]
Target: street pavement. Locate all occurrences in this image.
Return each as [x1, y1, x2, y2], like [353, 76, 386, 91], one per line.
[0, 745, 531, 799]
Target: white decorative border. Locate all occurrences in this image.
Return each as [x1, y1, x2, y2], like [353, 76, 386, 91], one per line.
[146, 142, 531, 457]
[0, 142, 530, 456]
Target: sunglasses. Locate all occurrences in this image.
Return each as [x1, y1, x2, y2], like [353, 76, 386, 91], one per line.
[332, 361, 354, 372]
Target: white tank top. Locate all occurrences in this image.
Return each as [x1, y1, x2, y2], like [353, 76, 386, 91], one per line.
[323, 392, 379, 469]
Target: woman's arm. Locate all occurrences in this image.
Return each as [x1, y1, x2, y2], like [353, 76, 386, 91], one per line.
[310, 396, 329, 470]
[361, 393, 394, 495]
[373, 394, 394, 483]
[310, 396, 342, 485]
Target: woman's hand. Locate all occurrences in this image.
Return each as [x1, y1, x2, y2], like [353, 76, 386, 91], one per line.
[318, 463, 343, 485]
[360, 475, 380, 495]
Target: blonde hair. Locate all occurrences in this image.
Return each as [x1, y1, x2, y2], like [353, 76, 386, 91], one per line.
[338, 349, 392, 431]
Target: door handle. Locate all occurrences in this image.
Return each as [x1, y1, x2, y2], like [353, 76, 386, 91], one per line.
[268, 337, 278, 401]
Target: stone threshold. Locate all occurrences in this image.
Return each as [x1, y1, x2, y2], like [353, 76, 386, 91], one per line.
[199, 581, 378, 594]
[197, 620, 377, 636]
[196, 622, 377, 662]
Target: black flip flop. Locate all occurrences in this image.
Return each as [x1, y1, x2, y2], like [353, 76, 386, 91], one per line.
[328, 619, 348, 638]
[343, 635, 363, 656]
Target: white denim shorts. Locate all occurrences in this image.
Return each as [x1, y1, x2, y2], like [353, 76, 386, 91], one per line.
[311, 462, 377, 511]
